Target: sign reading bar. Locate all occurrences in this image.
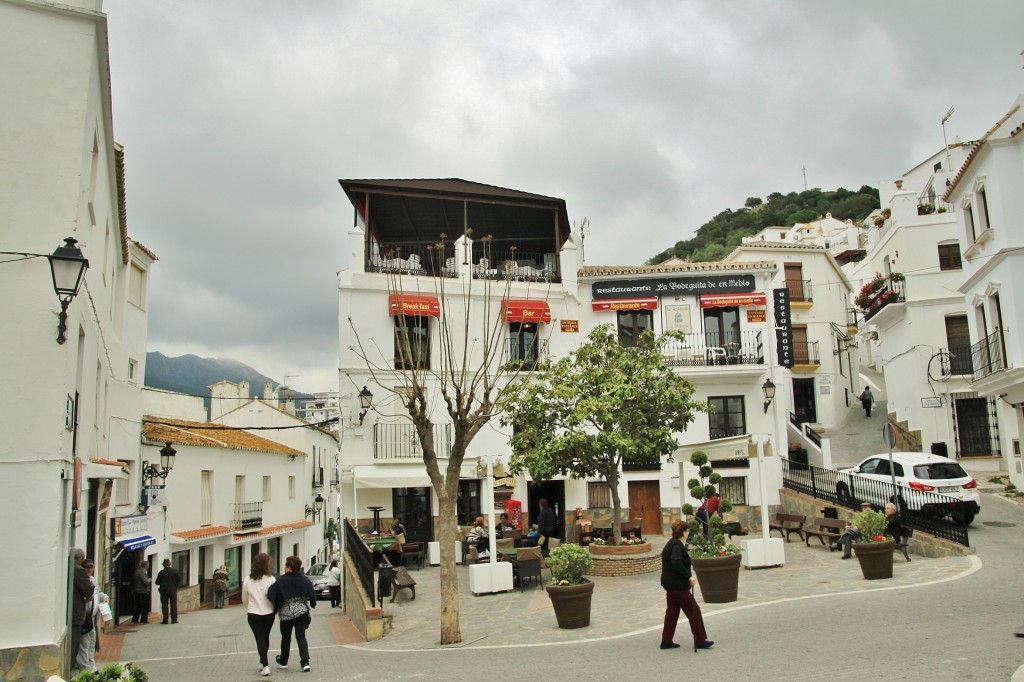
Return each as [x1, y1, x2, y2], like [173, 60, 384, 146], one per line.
[561, 320, 579, 333]
[591, 274, 756, 300]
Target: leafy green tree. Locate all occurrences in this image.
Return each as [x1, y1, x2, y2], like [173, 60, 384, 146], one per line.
[744, 196, 763, 208]
[503, 325, 708, 532]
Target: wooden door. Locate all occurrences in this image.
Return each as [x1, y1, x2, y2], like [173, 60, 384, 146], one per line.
[628, 481, 661, 535]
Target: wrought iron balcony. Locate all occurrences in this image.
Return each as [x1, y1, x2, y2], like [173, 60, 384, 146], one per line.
[971, 330, 1006, 381]
[373, 422, 452, 460]
[231, 502, 263, 531]
[793, 340, 820, 366]
[502, 337, 550, 371]
[859, 276, 905, 322]
[786, 278, 813, 303]
[660, 330, 764, 367]
[939, 346, 974, 376]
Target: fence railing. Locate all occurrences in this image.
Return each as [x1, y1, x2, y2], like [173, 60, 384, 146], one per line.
[231, 502, 263, 531]
[502, 337, 550, 371]
[781, 460, 970, 546]
[940, 345, 974, 376]
[374, 422, 452, 460]
[786, 278, 813, 303]
[861, 277, 906, 322]
[345, 520, 375, 605]
[793, 340, 820, 365]
[971, 330, 1006, 381]
[661, 330, 764, 367]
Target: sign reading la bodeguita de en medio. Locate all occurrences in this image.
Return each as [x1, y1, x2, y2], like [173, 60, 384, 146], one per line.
[591, 274, 757, 300]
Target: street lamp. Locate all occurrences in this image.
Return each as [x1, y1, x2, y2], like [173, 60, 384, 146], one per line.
[762, 378, 777, 413]
[47, 238, 90, 344]
[305, 493, 325, 521]
[142, 442, 177, 481]
[357, 386, 373, 425]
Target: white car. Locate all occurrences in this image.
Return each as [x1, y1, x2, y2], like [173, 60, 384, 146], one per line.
[836, 452, 981, 524]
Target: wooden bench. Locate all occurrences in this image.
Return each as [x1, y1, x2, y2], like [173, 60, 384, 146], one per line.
[768, 513, 807, 543]
[390, 566, 416, 603]
[804, 518, 847, 547]
[895, 528, 913, 562]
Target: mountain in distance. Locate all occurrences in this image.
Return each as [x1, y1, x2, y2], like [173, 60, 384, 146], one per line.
[144, 352, 313, 403]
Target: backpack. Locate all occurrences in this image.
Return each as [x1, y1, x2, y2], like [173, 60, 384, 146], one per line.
[278, 596, 309, 622]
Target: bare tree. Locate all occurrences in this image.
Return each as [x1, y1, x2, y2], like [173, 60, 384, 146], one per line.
[347, 234, 546, 644]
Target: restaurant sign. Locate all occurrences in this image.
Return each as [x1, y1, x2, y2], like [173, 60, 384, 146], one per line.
[592, 274, 756, 300]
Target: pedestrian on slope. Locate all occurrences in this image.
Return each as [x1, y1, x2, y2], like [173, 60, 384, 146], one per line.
[131, 561, 151, 624]
[660, 519, 714, 652]
[536, 498, 556, 551]
[268, 555, 317, 674]
[326, 558, 342, 608]
[155, 558, 182, 624]
[212, 564, 229, 608]
[76, 559, 100, 674]
[242, 553, 277, 677]
[859, 386, 874, 417]
[69, 550, 95, 676]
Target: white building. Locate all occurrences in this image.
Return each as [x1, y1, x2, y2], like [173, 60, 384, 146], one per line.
[946, 94, 1024, 490]
[0, 1, 153, 676]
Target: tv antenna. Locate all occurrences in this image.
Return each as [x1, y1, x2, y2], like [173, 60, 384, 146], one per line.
[941, 106, 955, 172]
[802, 166, 808, 190]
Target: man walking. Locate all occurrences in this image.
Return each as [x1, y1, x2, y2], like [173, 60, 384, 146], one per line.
[155, 558, 182, 624]
[859, 386, 874, 417]
[132, 561, 151, 624]
[69, 548, 93, 676]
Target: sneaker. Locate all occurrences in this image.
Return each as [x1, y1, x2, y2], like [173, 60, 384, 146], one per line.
[302, 664, 311, 672]
[260, 666, 270, 676]
[276, 654, 288, 669]
[478, 550, 490, 559]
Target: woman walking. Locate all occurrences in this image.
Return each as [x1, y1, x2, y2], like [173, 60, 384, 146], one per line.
[242, 554, 277, 677]
[326, 558, 341, 608]
[268, 556, 317, 673]
[660, 519, 714, 652]
[212, 564, 229, 608]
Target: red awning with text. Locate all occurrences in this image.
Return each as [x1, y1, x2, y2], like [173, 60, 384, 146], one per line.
[699, 292, 767, 308]
[591, 297, 658, 312]
[389, 293, 440, 317]
[501, 299, 551, 323]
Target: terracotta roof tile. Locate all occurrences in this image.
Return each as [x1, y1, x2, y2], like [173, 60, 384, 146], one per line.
[944, 103, 1021, 201]
[171, 525, 232, 541]
[234, 520, 313, 540]
[142, 416, 305, 456]
[579, 260, 775, 277]
[735, 241, 827, 251]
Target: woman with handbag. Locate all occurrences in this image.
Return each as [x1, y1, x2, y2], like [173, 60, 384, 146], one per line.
[326, 559, 342, 608]
[212, 564, 229, 608]
[268, 556, 317, 673]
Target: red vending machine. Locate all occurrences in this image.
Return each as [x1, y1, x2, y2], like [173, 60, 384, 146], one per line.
[503, 499, 523, 529]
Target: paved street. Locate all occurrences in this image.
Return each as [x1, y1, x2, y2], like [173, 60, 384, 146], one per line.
[94, 369, 1024, 681]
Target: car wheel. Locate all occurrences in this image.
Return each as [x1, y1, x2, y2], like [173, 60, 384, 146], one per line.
[836, 482, 852, 504]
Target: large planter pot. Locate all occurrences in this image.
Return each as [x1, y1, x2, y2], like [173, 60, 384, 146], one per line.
[691, 553, 742, 603]
[852, 540, 895, 580]
[588, 542, 652, 556]
[545, 579, 595, 629]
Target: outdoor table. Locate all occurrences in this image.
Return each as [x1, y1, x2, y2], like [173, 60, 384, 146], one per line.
[363, 535, 397, 551]
[368, 506, 386, 534]
[496, 547, 518, 562]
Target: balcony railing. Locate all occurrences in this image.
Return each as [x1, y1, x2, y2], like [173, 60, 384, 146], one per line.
[860, 277, 905, 322]
[710, 426, 746, 441]
[971, 330, 1006, 381]
[792, 340, 820, 365]
[367, 245, 560, 282]
[661, 330, 764, 367]
[374, 422, 453, 460]
[940, 346, 974, 376]
[786, 279, 813, 302]
[502, 337, 550, 371]
[231, 502, 263, 531]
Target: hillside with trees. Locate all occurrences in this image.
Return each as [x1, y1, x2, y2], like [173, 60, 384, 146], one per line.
[648, 186, 879, 264]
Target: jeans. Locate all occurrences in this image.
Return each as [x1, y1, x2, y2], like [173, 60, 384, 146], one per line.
[278, 615, 311, 667]
[662, 588, 708, 646]
[214, 590, 226, 608]
[247, 612, 276, 667]
[160, 589, 178, 623]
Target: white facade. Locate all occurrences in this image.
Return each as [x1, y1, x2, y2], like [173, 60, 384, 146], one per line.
[0, 0, 151, 674]
[947, 95, 1024, 489]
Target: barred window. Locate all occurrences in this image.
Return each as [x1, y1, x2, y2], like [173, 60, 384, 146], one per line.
[718, 477, 747, 505]
[587, 482, 611, 508]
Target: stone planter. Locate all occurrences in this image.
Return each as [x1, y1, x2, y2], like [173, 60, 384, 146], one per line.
[545, 579, 595, 629]
[853, 540, 895, 580]
[588, 542, 651, 556]
[691, 553, 742, 603]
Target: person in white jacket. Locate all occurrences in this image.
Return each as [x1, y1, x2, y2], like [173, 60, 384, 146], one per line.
[241, 554, 277, 677]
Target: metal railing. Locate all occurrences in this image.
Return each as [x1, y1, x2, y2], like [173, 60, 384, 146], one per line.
[793, 340, 820, 365]
[661, 330, 764, 367]
[786, 279, 813, 303]
[781, 460, 970, 546]
[846, 308, 861, 329]
[502, 337, 550, 371]
[939, 345, 974, 376]
[971, 330, 1006, 381]
[804, 424, 822, 448]
[861, 277, 906, 322]
[345, 520, 375, 605]
[373, 422, 452, 460]
[710, 427, 746, 440]
[231, 502, 263, 531]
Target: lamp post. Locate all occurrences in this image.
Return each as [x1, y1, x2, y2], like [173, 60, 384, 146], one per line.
[47, 238, 90, 345]
[761, 378, 776, 413]
[357, 386, 373, 425]
[305, 493, 325, 522]
[142, 442, 176, 481]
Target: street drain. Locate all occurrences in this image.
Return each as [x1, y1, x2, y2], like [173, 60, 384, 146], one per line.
[982, 521, 1016, 527]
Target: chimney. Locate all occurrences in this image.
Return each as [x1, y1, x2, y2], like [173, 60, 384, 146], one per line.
[264, 381, 274, 400]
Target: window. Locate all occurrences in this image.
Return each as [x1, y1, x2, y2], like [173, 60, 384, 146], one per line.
[394, 315, 430, 369]
[128, 358, 138, 382]
[964, 203, 977, 242]
[587, 482, 611, 508]
[172, 550, 190, 586]
[784, 263, 807, 302]
[262, 476, 271, 502]
[116, 460, 131, 506]
[235, 475, 244, 505]
[937, 242, 962, 271]
[456, 480, 481, 525]
[703, 306, 740, 348]
[508, 321, 540, 369]
[718, 477, 747, 505]
[944, 315, 972, 375]
[223, 546, 242, 591]
[709, 396, 746, 440]
[288, 476, 296, 499]
[128, 262, 146, 309]
[617, 310, 653, 347]
[978, 186, 992, 233]
[200, 470, 212, 526]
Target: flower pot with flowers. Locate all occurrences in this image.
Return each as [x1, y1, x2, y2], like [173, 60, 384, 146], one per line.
[544, 543, 595, 629]
[849, 508, 896, 580]
[682, 450, 742, 603]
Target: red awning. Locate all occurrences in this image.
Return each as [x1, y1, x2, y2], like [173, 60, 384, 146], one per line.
[501, 299, 551, 323]
[389, 293, 440, 317]
[699, 292, 767, 309]
[592, 297, 658, 312]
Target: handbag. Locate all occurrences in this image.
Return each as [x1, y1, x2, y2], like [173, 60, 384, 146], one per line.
[278, 596, 309, 622]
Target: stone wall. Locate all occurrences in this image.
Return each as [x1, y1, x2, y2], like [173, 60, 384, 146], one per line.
[177, 584, 201, 612]
[0, 636, 65, 682]
[342, 554, 383, 641]
[588, 554, 661, 577]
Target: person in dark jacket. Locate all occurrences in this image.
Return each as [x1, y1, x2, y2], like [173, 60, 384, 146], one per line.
[69, 548, 93, 676]
[155, 558, 182, 624]
[131, 561, 151, 624]
[660, 519, 713, 651]
[536, 498, 556, 551]
[268, 555, 317, 673]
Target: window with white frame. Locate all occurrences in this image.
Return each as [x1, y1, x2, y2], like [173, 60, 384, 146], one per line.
[200, 470, 212, 526]
[977, 184, 992, 233]
[718, 477, 747, 505]
[937, 241, 962, 271]
[394, 315, 430, 369]
[116, 460, 131, 505]
[288, 475, 296, 499]
[128, 358, 138, 382]
[128, 262, 146, 309]
[587, 481, 611, 508]
[262, 476, 271, 502]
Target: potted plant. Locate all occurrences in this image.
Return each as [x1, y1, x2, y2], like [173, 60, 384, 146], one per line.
[849, 508, 896, 580]
[682, 450, 742, 603]
[544, 543, 595, 629]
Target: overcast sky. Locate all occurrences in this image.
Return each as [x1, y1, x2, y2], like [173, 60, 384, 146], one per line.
[105, 1, 1023, 394]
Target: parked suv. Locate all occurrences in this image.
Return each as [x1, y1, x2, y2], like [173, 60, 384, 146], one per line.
[836, 452, 980, 524]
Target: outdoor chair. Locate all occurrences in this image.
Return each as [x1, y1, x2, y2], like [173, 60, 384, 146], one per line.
[514, 549, 543, 590]
[400, 542, 425, 570]
[503, 528, 522, 546]
[495, 538, 514, 551]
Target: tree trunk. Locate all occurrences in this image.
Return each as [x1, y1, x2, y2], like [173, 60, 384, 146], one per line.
[435, 486, 461, 644]
[606, 468, 622, 542]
